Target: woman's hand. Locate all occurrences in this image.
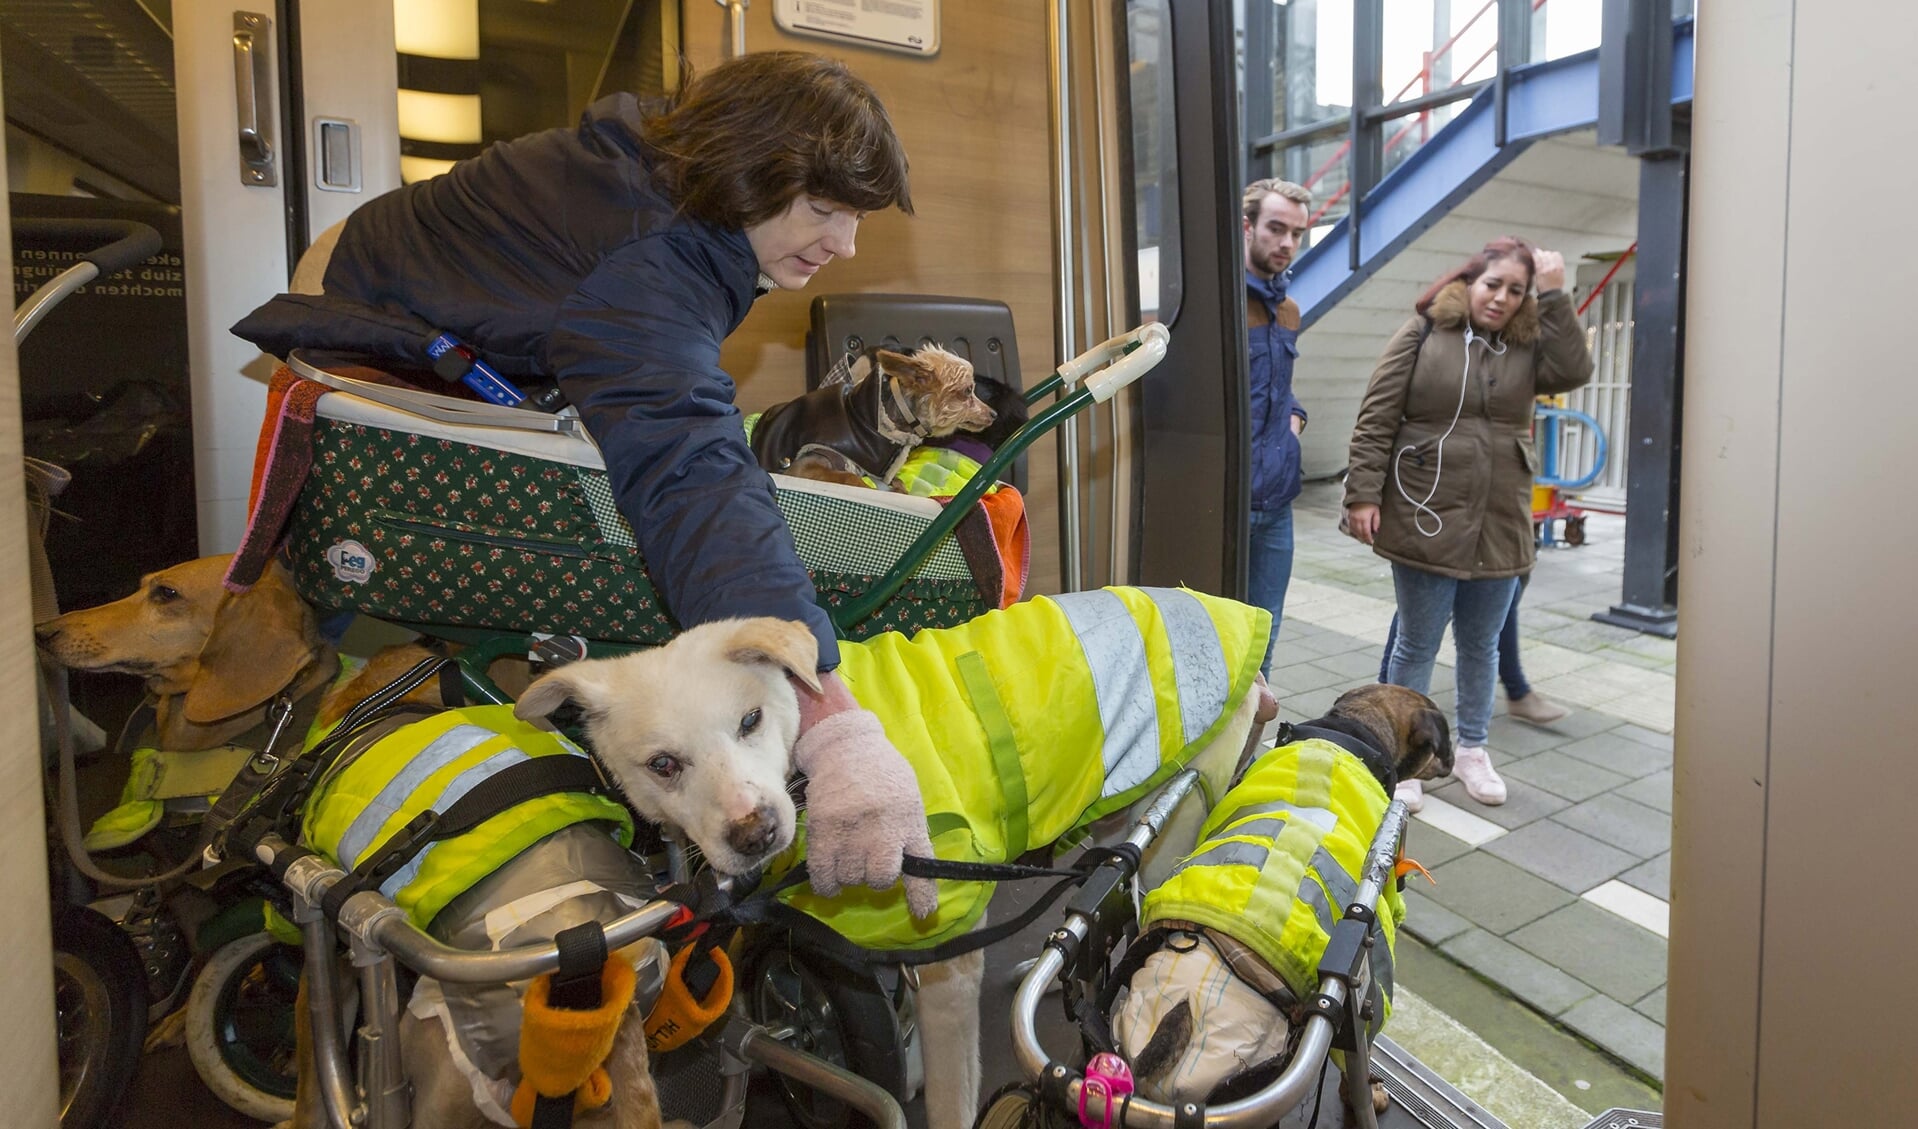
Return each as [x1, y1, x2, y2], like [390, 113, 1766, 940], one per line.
[1345, 503, 1381, 545]
[789, 670, 938, 918]
[1533, 249, 1567, 293]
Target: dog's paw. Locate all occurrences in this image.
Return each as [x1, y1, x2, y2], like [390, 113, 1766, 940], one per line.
[1372, 1078, 1390, 1113]
[144, 1007, 188, 1051]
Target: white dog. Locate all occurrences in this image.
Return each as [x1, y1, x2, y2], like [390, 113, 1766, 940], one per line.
[516, 592, 1272, 1129]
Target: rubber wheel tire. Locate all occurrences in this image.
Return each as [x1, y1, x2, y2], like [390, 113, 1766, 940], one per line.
[185, 932, 300, 1123]
[52, 905, 148, 1129]
[742, 936, 907, 1129]
[973, 1083, 1045, 1129]
[1565, 515, 1588, 547]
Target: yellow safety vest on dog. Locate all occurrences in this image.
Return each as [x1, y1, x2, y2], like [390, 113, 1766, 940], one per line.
[775, 586, 1270, 951]
[301, 704, 635, 930]
[1142, 738, 1403, 1032]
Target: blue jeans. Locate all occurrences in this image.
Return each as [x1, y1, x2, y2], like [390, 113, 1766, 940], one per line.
[1247, 504, 1295, 673]
[1380, 574, 1531, 698]
[1386, 564, 1519, 747]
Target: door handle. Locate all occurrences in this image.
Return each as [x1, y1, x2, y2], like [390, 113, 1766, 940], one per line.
[233, 11, 278, 186]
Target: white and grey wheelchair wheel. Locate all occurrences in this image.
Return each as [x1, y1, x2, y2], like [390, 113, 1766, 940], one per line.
[184, 931, 301, 1123]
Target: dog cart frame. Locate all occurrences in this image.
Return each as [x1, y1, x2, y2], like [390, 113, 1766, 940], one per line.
[992, 769, 1414, 1129]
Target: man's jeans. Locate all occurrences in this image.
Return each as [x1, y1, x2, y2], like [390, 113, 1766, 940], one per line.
[1248, 504, 1295, 673]
[1386, 563, 1519, 747]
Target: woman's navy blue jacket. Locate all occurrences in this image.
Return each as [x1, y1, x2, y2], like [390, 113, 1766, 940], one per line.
[233, 94, 841, 667]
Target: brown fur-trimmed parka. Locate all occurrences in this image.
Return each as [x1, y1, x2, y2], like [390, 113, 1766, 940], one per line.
[1343, 281, 1594, 579]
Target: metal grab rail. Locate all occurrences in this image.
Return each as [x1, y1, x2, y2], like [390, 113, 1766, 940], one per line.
[1010, 784, 1413, 1128]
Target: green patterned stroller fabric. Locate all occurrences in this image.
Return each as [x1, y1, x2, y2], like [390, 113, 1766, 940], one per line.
[286, 415, 993, 646]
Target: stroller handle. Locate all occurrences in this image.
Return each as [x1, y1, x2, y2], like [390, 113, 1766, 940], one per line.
[254, 833, 724, 983]
[1055, 323, 1171, 391]
[1010, 799, 1412, 1127]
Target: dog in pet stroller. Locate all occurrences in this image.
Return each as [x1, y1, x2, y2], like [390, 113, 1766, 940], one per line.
[983, 683, 1453, 1129]
[234, 582, 1275, 1129]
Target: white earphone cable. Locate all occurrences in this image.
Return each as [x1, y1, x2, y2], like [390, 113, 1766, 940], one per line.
[1394, 325, 1506, 538]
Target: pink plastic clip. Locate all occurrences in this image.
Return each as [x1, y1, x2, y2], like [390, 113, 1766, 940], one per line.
[1078, 1052, 1135, 1129]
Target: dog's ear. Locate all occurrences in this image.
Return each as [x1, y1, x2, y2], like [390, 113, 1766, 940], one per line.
[516, 666, 593, 725]
[723, 618, 820, 692]
[874, 349, 937, 392]
[1406, 707, 1454, 778]
[182, 563, 320, 723]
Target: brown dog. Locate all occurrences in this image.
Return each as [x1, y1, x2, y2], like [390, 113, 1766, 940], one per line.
[34, 554, 443, 751]
[1115, 683, 1453, 1112]
[749, 344, 995, 489]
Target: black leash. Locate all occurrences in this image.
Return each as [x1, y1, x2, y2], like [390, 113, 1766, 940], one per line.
[672, 848, 1137, 970]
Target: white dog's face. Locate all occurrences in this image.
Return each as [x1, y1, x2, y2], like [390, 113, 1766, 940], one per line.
[514, 618, 819, 876]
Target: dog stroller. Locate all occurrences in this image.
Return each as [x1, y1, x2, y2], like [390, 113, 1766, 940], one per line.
[204, 321, 1170, 1129]
[979, 769, 1415, 1129]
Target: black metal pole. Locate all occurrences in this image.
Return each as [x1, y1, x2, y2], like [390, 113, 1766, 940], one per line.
[1348, 0, 1382, 271]
[1494, 0, 1534, 148]
[1243, 0, 1274, 184]
[1593, 141, 1686, 638]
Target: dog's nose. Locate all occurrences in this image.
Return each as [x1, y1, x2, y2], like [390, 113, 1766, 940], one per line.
[33, 623, 60, 645]
[725, 806, 779, 858]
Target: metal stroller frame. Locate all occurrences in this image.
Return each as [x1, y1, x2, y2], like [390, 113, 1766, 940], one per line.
[1005, 769, 1412, 1129]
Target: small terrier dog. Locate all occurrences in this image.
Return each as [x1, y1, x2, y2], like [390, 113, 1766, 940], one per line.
[749, 345, 995, 490]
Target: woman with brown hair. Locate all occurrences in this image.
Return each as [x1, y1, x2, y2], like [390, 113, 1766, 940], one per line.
[236, 51, 939, 916]
[1343, 237, 1594, 812]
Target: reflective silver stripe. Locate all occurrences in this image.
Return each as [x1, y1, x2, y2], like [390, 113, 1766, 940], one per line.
[1051, 590, 1161, 798]
[1140, 587, 1229, 745]
[1214, 816, 1289, 843]
[1224, 799, 1337, 835]
[1297, 874, 1337, 934]
[1165, 837, 1270, 881]
[336, 723, 499, 869]
[1310, 847, 1360, 910]
[376, 746, 534, 899]
[1371, 919, 1396, 1013]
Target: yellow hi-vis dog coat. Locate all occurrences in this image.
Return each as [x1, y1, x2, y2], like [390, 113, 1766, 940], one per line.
[1142, 736, 1404, 1035]
[772, 585, 1270, 951]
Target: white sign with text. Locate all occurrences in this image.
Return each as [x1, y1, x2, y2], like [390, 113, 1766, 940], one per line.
[773, 0, 940, 58]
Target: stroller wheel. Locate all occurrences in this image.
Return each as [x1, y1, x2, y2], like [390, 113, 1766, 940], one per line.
[743, 936, 906, 1129]
[51, 906, 147, 1129]
[185, 932, 302, 1122]
[974, 1082, 1065, 1129]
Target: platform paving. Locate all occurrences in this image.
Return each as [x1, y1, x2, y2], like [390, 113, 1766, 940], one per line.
[1270, 481, 1675, 1088]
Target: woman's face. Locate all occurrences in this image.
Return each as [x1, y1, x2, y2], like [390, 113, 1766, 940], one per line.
[1467, 259, 1532, 333]
[746, 195, 864, 289]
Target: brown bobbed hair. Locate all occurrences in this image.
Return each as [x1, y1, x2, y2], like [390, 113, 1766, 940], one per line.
[641, 52, 913, 229]
[1415, 236, 1538, 316]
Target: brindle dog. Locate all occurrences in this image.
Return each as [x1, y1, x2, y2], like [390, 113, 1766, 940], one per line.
[1122, 682, 1453, 1114]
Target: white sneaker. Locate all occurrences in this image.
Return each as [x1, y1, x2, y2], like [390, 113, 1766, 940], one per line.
[1453, 745, 1506, 805]
[1394, 778, 1424, 814]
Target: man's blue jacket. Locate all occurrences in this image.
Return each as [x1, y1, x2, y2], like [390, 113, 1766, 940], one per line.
[1247, 269, 1307, 512]
[232, 95, 839, 666]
